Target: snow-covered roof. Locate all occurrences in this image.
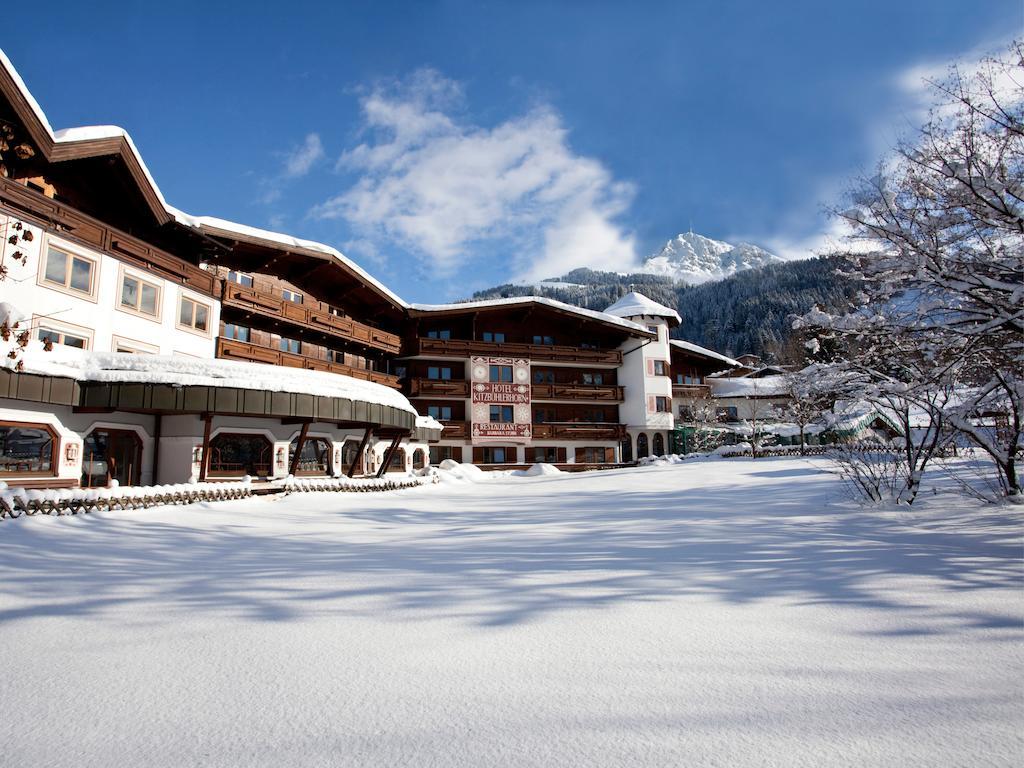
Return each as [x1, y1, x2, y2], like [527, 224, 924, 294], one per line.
[669, 339, 740, 368]
[167, 210, 407, 307]
[708, 374, 790, 398]
[6, 345, 416, 414]
[409, 296, 655, 336]
[603, 292, 682, 325]
[0, 47, 405, 309]
[415, 415, 444, 431]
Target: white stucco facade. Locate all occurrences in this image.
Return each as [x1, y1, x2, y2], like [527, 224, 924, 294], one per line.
[1, 213, 219, 359]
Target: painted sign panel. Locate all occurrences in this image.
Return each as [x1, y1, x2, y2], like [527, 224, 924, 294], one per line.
[470, 356, 532, 442]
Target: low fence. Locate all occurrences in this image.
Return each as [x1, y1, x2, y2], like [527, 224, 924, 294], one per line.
[0, 481, 254, 518]
[0, 474, 436, 519]
[277, 476, 435, 493]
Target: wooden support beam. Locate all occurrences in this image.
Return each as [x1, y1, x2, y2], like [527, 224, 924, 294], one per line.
[151, 413, 162, 486]
[376, 434, 403, 478]
[289, 421, 311, 476]
[198, 412, 213, 482]
[347, 427, 373, 478]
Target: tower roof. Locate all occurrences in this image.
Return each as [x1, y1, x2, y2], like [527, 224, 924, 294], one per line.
[603, 291, 681, 326]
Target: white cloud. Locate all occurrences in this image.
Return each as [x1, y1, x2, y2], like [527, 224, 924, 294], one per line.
[734, 36, 1022, 263]
[311, 69, 638, 279]
[283, 133, 325, 178]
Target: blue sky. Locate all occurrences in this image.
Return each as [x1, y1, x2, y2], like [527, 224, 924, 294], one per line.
[6, 1, 1021, 301]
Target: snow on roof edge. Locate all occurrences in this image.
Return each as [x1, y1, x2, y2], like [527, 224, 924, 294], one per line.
[0, 47, 405, 310]
[409, 296, 654, 336]
[669, 339, 741, 367]
[170, 211, 407, 308]
[6, 346, 417, 415]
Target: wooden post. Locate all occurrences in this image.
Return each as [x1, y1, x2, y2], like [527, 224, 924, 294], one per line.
[151, 413, 162, 486]
[289, 421, 311, 476]
[347, 427, 372, 478]
[198, 413, 213, 482]
[376, 434, 403, 478]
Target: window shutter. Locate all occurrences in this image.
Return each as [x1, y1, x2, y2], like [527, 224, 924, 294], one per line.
[605, 447, 615, 463]
[472, 447, 485, 463]
[647, 395, 656, 412]
[646, 359, 655, 376]
[556, 447, 567, 463]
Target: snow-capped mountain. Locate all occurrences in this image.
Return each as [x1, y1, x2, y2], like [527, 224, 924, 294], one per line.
[639, 232, 781, 284]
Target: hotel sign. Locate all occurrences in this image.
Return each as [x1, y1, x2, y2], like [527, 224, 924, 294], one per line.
[470, 356, 532, 443]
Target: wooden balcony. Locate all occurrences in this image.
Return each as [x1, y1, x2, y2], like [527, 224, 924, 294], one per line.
[438, 420, 471, 438]
[408, 378, 471, 398]
[216, 337, 400, 388]
[221, 281, 401, 354]
[672, 383, 712, 398]
[532, 423, 627, 440]
[437, 421, 626, 441]
[532, 383, 625, 402]
[404, 337, 622, 365]
[0, 177, 216, 296]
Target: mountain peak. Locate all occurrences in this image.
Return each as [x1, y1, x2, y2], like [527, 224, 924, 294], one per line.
[639, 232, 781, 284]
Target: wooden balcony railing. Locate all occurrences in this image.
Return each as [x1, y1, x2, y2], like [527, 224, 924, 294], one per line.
[671, 383, 712, 398]
[532, 383, 625, 402]
[221, 281, 401, 354]
[405, 337, 622, 365]
[216, 337, 400, 388]
[408, 379, 623, 402]
[438, 420, 471, 438]
[0, 177, 216, 296]
[437, 421, 625, 441]
[532, 423, 627, 440]
[408, 378, 471, 398]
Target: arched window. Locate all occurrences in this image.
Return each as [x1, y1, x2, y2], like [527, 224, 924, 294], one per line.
[412, 448, 426, 469]
[387, 448, 407, 472]
[289, 436, 332, 475]
[82, 428, 142, 487]
[636, 433, 649, 459]
[653, 432, 665, 457]
[0, 422, 57, 477]
[620, 437, 633, 463]
[209, 433, 272, 477]
[342, 440, 364, 476]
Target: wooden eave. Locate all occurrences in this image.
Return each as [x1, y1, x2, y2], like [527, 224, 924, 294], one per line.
[0, 66, 171, 227]
[195, 224, 405, 320]
[406, 303, 655, 340]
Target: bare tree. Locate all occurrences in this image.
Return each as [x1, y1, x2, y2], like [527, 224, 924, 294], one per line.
[800, 40, 1024, 498]
[781, 368, 832, 455]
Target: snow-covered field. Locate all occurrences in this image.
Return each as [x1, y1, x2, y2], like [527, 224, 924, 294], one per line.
[1, 457, 1021, 767]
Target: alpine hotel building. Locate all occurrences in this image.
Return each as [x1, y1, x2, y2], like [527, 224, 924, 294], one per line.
[0, 49, 738, 490]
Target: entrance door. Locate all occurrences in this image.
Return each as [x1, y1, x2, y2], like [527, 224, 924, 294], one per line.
[82, 429, 143, 488]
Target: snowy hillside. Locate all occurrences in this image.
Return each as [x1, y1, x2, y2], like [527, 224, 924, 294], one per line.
[640, 232, 782, 284]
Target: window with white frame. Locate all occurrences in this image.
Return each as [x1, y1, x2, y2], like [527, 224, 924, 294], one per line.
[282, 289, 303, 304]
[119, 269, 161, 318]
[41, 245, 96, 297]
[37, 325, 90, 350]
[227, 270, 254, 287]
[177, 295, 211, 334]
[112, 336, 158, 354]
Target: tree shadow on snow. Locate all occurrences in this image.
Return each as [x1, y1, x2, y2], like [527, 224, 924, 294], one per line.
[0, 464, 1020, 633]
